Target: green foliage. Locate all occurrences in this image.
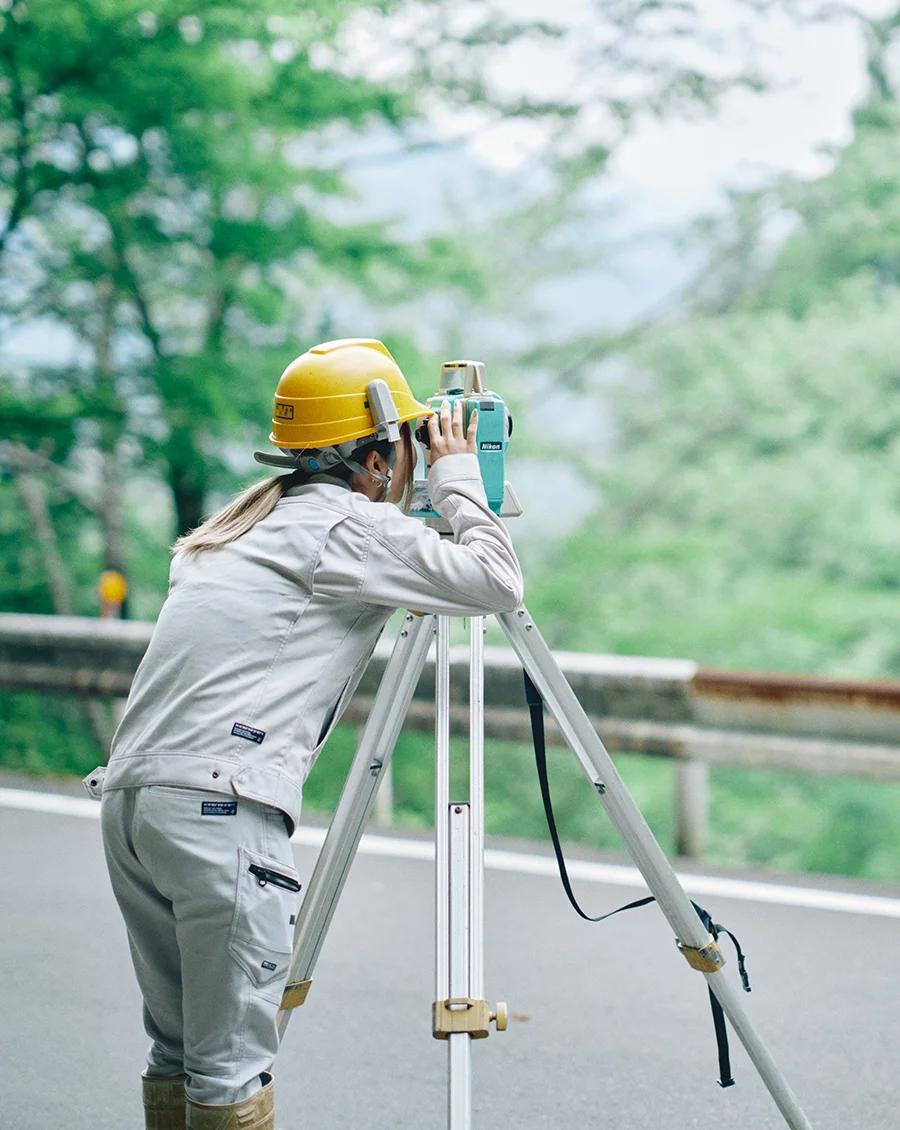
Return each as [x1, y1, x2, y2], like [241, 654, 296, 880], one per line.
[0, 692, 104, 776]
[301, 724, 675, 850]
[0, 0, 483, 549]
[530, 529, 900, 676]
[532, 92, 900, 680]
[6, 1, 900, 883]
[298, 725, 900, 881]
[516, 60, 900, 878]
[708, 767, 900, 881]
[748, 102, 900, 317]
[0, 480, 51, 612]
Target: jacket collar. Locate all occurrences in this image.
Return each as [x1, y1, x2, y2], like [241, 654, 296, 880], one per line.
[282, 474, 352, 497]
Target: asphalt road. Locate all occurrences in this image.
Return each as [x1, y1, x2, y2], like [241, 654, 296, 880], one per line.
[2, 790, 899, 1130]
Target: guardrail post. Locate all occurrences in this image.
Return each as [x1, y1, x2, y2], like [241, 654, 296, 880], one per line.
[674, 757, 707, 859]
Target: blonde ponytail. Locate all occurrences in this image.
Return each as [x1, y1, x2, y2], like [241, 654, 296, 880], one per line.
[172, 421, 416, 556]
[172, 472, 299, 557]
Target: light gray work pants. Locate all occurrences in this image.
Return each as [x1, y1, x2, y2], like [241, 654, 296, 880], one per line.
[101, 785, 300, 1106]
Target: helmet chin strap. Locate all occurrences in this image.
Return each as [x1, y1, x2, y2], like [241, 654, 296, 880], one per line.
[333, 448, 393, 500]
[254, 437, 397, 501]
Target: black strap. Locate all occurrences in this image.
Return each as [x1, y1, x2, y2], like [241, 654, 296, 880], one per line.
[708, 986, 733, 1087]
[523, 669, 749, 1089]
[527, 668, 655, 922]
[691, 903, 737, 1088]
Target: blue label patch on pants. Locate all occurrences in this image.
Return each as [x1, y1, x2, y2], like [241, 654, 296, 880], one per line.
[261, 961, 277, 971]
[201, 801, 238, 816]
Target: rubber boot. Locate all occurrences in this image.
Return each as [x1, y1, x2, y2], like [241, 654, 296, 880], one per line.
[185, 1074, 275, 1130]
[142, 1074, 188, 1130]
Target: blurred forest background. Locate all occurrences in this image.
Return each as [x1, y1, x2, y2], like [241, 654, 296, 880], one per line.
[3, 0, 900, 879]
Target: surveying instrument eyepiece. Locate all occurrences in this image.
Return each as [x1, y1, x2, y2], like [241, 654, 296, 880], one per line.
[274, 360, 814, 1130]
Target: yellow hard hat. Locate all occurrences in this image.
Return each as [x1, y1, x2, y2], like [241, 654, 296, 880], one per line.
[268, 338, 430, 449]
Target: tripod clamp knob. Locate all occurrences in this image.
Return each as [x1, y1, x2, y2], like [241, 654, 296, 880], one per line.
[676, 934, 725, 973]
[432, 998, 509, 1039]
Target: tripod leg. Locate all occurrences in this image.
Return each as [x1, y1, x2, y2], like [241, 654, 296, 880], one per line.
[468, 617, 485, 1002]
[497, 606, 813, 1130]
[435, 617, 505, 1130]
[434, 616, 473, 1128]
[277, 612, 435, 1040]
[447, 802, 473, 1128]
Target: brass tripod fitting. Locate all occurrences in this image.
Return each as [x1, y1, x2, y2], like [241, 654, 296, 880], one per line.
[280, 978, 312, 1010]
[432, 998, 508, 1039]
[676, 934, 725, 973]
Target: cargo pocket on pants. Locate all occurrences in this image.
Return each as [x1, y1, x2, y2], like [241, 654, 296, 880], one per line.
[227, 846, 300, 991]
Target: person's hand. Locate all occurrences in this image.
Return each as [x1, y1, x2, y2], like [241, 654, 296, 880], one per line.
[427, 399, 478, 466]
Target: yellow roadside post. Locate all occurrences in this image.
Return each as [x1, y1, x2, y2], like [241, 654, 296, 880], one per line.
[98, 570, 128, 620]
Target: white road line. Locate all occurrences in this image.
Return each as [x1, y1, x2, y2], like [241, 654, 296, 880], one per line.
[0, 787, 101, 819]
[4, 786, 900, 919]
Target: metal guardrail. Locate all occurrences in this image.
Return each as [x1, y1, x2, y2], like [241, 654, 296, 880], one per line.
[3, 612, 900, 857]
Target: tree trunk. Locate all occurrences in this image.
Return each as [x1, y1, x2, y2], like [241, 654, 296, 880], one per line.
[14, 472, 113, 752]
[169, 431, 208, 538]
[93, 277, 128, 595]
[15, 474, 74, 615]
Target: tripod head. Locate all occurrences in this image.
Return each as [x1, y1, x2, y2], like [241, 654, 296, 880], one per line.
[410, 358, 522, 524]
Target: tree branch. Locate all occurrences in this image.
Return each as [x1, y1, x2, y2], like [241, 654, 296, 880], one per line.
[0, 441, 100, 514]
[15, 473, 74, 615]
[14, 470, 114, 750]
[108, 220, 166, 361]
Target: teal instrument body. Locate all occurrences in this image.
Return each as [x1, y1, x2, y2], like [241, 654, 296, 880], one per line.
[411, 361, 511, 518]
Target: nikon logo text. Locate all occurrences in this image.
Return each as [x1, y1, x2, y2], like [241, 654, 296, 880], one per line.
[480, 441, 502, 451]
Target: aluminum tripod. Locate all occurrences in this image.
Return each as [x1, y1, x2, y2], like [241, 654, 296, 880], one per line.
[276, 606, 813, 1130]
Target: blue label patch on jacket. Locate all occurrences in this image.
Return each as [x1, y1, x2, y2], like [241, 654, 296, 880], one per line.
[261, 961, 277, 971]
[232, 722, 266, 744]
[201, 801, 237, 816]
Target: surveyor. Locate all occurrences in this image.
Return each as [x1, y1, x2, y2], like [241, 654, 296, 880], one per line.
[85, 338, 523, 1130]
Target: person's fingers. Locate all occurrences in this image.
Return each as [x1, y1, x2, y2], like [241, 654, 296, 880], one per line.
[429, 407, 449, 454]
[453, 399, 468, 440]
[466, 407, 478, 452]
[427, 401, 450, 460]
[428, 399, 484, 461]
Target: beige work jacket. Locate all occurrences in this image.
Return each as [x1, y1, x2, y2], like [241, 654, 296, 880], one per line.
[98, 454, 523, 828]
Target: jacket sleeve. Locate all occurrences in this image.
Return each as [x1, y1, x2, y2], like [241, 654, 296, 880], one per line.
[315, 454, 524, 616]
